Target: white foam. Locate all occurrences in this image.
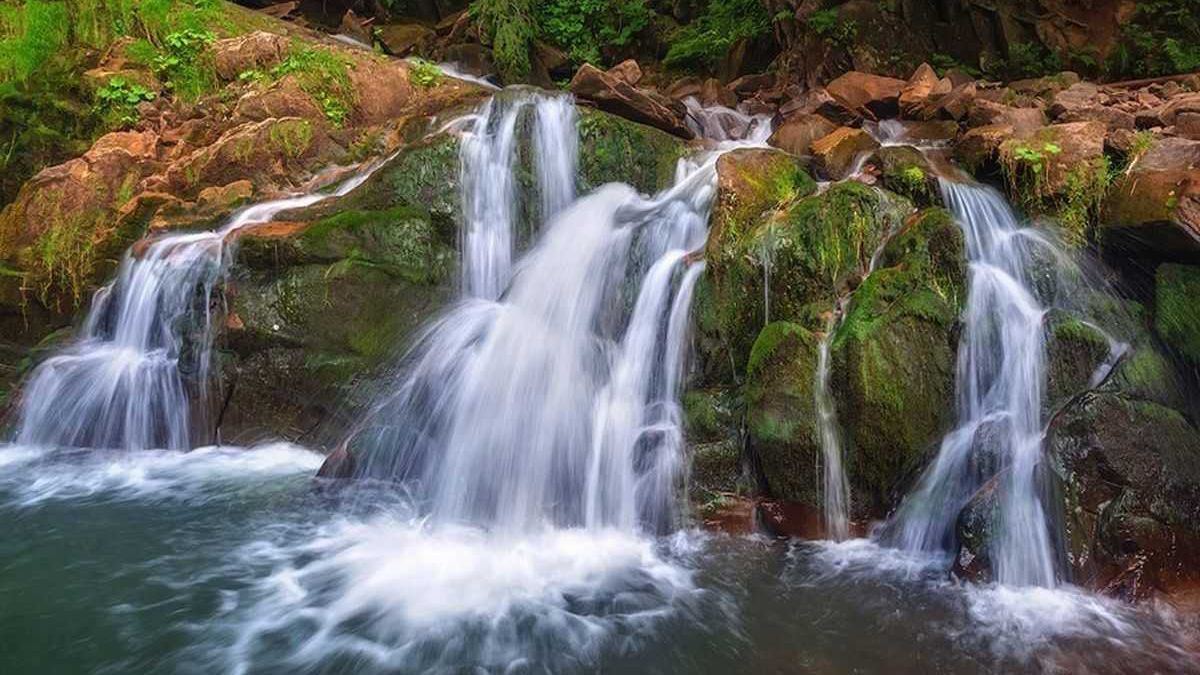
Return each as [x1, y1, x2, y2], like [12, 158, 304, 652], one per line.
[216, 519, 697, 673]
[963, 584, 1139, 655]
[0, 442, 323, 505]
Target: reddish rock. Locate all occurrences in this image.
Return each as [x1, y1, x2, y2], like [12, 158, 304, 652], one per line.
[569, 64, 694, 139]
[957, 124, 1013, 169]
[376, 23, 436, 57]
[769, 113, 837, 157]
[606, 59, 642, 86]
[665, 77, 703, 101]
[212, 31, 289, 81]
[700, 78, 736, 108]
[825, 70, 906, 119]
[899, 62, 939, 118]
[1178, 112, 1200, 141]
[967, 100, 1047, 134]
[810, 126, 880, 179]
[1102, 137, 1200, 258]
[1000, 120, 1107, 193]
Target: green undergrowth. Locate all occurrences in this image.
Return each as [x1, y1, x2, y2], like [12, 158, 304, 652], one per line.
[1000, 135, 1114, 248]
[663, 0, 771, 70]
[269, 45, 354, 126]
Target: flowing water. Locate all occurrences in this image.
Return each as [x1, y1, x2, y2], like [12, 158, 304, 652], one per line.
[888, 179, 1058, 587]
[2, 92, 1198, 674]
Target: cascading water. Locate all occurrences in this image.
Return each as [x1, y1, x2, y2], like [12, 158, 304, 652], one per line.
[348, 95, 765, 536]
[13, 166, 382, 451]
[889, 178, 1056, 587]
[814, 319, 851, 540]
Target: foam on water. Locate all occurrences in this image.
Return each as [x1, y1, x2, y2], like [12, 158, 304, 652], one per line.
[0, 443, 322, 505]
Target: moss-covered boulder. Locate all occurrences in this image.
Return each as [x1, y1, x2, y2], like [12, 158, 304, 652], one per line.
[1044, 310, 1112, 416]
[576, 107, 685, 195]
[869, 145, 942, 208]
[1048, 392, 1200, 598]
[744, 321, 821, 505]
[1155, 263, 1200, 363]
[828, 207, 967, 517]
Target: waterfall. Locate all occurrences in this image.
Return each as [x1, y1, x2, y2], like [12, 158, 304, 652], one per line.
[13, 167, 382, 451]
[348, 95, 764, 536]
[459, 91, 578, 300]
[889, 179, 1056, 587]
[814, 318, 851, 540]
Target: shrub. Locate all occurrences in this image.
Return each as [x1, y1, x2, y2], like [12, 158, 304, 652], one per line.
[93, 76, 156, 127]
[408, 58, 443, 87]
[271, 46, 354, 126]
[663, 0, 772, 70]
[471, 0, 537, 82]
[538, 0, 651, 65]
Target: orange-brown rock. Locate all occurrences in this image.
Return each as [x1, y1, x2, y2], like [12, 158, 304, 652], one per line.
[212, 31, 290, 81]
[569, 64, 693, 139]
[768, 113, 837, 157]
[810, 126, 880, 179]
[825, 70, 906, 119]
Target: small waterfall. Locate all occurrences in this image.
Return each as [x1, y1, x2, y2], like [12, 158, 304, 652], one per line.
[349, 94, 765, 536]
[814, 318, 851, 540]
[459, 91, 577, 300]
[13, 167, 381, 451]
[890, 179, 1056, 587]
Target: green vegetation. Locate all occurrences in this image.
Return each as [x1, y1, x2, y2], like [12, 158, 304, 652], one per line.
[471, 0, 537, 81]
[538, 0, 651, 66]
[1109, 0, 1200, 78]
[408, 57, 443, 87]
[663, 0, 772, 70]
[271, 46, 354, 126]
[93, 76, 156, 127]
[806, 8, 856, 47]
[1156, 263, 1200, 364]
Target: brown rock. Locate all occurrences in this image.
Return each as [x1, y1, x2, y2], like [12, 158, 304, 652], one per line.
[212, 31, 289, 81]
[768, 113, 837, 157]
[197, 180, 254, 213]
[826, 71, 906, 119]
[957, 124, 1013, 170]
[1102, 138, 1200, 259]
[1000, 121, 1106, 194]
[899, 62, 939, 118]
[967, 99, 1047, 134]
[1178, 113, 1200, 141]
[728, 72, 776, 99]
[234, 78, 324, 123]
[606, 59, 642, 86]
[569, 64, 694, 139]
[810, 126, 880, 179]
[665, 77, 703, 101]
[932, 82, 976, 121]
[700, 78, 736, 108]
[376, 23, 436, 57]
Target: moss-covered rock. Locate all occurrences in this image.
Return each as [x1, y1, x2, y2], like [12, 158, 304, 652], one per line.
[870, 145, 941, 208]
[1155, 263, 1200, 363]
[745, 321, 821, 505]
[576, 107, 685, 195]
[1047, 392, 1200, 596]
[828, 207, 967, 517]
[1044, 310, 1111, 416]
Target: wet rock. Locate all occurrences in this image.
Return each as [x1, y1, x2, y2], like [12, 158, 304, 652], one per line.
[1155, 263, 1200, 363]
[898, 62, 944, 118]
[767, 113, 836, 157]
[569, 64, 693, 139]
[212, 31, 290, 81]
[700, 78, 737, 108]
[810, 127, 880, 180]
[576, 107, 686, 195]
[830, 207, 967, 517]
[606, 59, 642, 86]
[869, 145, 941, 207]
[1101, 137, 1200, 261]
[956, 124, 1012, 171]
[376, 23, 436, 57]
[1044, 310, 1112, 416]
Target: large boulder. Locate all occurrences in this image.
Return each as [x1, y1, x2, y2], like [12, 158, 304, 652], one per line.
[569, 64, 694, 139]
[768, 113, 836, 158]
[1101, 138, 1200, 262]
[824, 71, 906, 120]
[576, 108, 685, 195]
[1155, 263, 1200, 363]
[809, 127, 880, 180]
[829, 207, 967, 517]
[868, 145, 941, 207]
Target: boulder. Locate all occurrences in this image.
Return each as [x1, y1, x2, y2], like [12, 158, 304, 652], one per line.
[376, 23, 437, 57]
[767, 113, 836, 157]
[869, 145, 941, 207]
[1044, 310, 1112, 416]
[825, 71, 907, 119]
[606, 59, 642, 86]
[212, 31, 289, 81]
[576, 107, 686, 195]
[1155, 263, 1200, 363]
[569, 64, 694, 139]
[810, 127, 880, 180]
[967, 99, 1047, 134]
[956, 124, 1013, 170]
[898, 62, 941, 118]
[1101, 137, 1200, 261]
[830, 207, 967, 517]
[999, 121, 1107, 196]
[700, 78, 737, 108]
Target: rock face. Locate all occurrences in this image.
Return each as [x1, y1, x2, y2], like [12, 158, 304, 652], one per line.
[768, 114, 836, 157]
[1101, 138, 1200, 261]
[569, 64, 694, 139]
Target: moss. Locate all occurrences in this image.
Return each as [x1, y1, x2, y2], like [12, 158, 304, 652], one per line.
[299, 206, 454, 285]
[271, 44, 354, 126]
[1044, 311, 1111, 414]
[267, 119, 313, 159]
[1155, 263, 1200, 363]
[577, 108, 685, 194]
[873, 145, 939, 207]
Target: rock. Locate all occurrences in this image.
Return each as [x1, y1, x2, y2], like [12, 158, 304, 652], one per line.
[1044, 310, 1111, 416]
[212, 31, 289, 81]
[376, 23, 436, 57]
[576, 107, 686, 195]
[830, 207, 967, 517]
[810, 127, 880, 180]
[700, 77, 736, 108]
[1178, 113, 1200, 141]
[234, 79, 325, 122]
[884, 120, 959, 145]
[745, 321, 821, 506]
[665, 76, 702, 101]
[768, 113, 836, 157]
[606, 59, 642, 86]
[999, 121, 1107, 196]
[869, 145, 940, 207]
[196, 179, 254, 213]
[1101, 137, 1200, 261]
[956, 124, 1013, 170]
[968, 99, 1047, 134]
[899, 62, 940, 118]
[727, 72, 776, 99]
[825, 71, 907, 119]
[569, 64, 694, 139]
[338, 10, 372, 45]
[532, 41, 570, 79]
[1155, 263, 1200, 363]
[439, 43, 495, 79]
[929, 82, 976, 121]
[1048, 392, 1200, 597]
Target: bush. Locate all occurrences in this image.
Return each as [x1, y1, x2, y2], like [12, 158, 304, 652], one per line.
[93, 76, 156, 127]
[538, 0, 651, 65]
[471, 0, 537, 82]
[663, 0, 772, 71]
[1108, 0, 1200, 78]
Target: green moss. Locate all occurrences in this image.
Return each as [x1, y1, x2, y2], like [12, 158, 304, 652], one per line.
[1156, 263, 1200, 363]
[267, 119, 313, 159]
[300, 206, 454, 285]
[577, 108, 684, 194]
[271, 44, 354, 126]
[874, 146, 938, 207]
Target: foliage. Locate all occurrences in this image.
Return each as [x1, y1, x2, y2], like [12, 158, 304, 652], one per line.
[271, 46, 354, 126]
[408, 57, 443, 87]
[93, 76, 155, 127]
[1108, 0, 1200, 78]
[471, 0, 537, 82]
[1001, 139, 1061, 204]
[537, 0, 651, 65]
[663, 0, 771, 70]
[806, 8, 856, 47]
[151, 27, 216, 101]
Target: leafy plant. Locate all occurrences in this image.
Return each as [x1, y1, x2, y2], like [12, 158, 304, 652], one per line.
[663, 0, 772, 70]
[806, 8, 856, 46]
[150, 27, 216, 101]
[471, 0, 537, 82]
[1108, 0, 1200, 78]
[408, 58, 443, 87]
[271, 46, 355, 126]
[93, 76, 155, 127]
[538, 0, 651, 65]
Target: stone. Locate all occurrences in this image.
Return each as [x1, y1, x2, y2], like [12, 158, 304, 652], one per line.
[700, 78, 736, 108]
[1155, 263, 1200, 363]
[810, 127, 880, 180]
[376, 23, 436, 57]
[825, 71, 907, 119]
[1177, 112, 1200, 141]
[899, 62, 939, 118]
[1101, 137, 1200, 261]
[211, 31, 289, 81]
[956, 124, 1013, 170]
[665, 77, 703, 101]
[569, 64, 694, 139]
[606, 59, 642, 86]
[869, 145, 940, 207]
[767, 113, 837, 157]
[999, 121, 1106, 195]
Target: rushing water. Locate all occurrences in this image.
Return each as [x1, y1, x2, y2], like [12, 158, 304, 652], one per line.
[888, 179, 1058, 587]
[13, 165, 382, 452]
